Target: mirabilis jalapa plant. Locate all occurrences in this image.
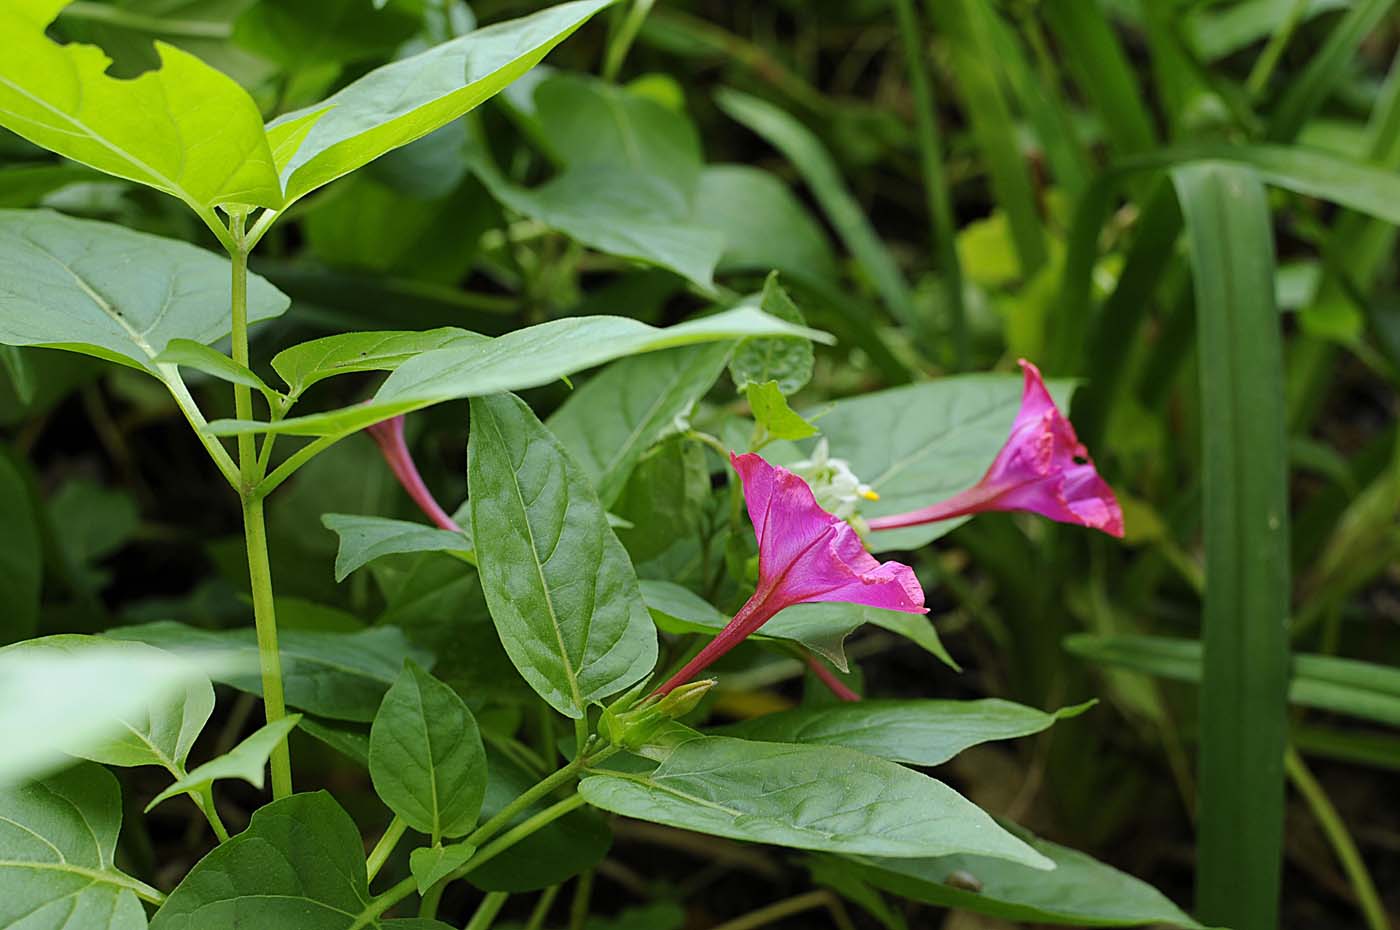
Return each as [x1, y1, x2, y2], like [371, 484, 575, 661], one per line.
[0, 2, 1204, 928]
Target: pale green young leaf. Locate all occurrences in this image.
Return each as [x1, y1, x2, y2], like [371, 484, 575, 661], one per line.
[369, 661, 488, 841]
[272, 327, 487, 397]
[580, 736, 1051, 866]
[209, 306, 829, 438]
[747, 381, 818, 441]
[410, 843, 477, 895]
[0, 635, 217, 781]
[468, 393, 658, 718]
[150, 792, 456, 930]
[716, 699, 1094, 767]
[323, 513, 474, 582]
[146, 715, 303, 812]
[547, 343, 732, 506]
[270, 0, 616, 204]
[728, 274, 814, 394]
[0, 0, 281, 212]
[0, 210, 288, 375]
[113, 621, 432, 722]
[0, 764, 154, 928]
[0, 451, 41, 644]
[156, 338, 281, 405]
[840, 822, 1205, 927]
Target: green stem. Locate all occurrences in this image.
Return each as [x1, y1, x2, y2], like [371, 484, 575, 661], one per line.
[524, 885, 561, 930]
[158, 366, 241, 490]
[1245, 0, 1311, 98]
[418, 882, 446, 920]
[1285, 746, 1389, 930]
[465, 892, 510, 930]
[891, 0, 966, 366]
[568, 870, 593, 930]
[463, 757, 584, 850]
[254, 433, 346, 500]
[58, 1, 232, 38]
[602, 0, 656, 81]
[194, 784, 230, 843]
[367, 816, 407, 883]
[228, 214, 292, 800]
[707, 890, 834, 930]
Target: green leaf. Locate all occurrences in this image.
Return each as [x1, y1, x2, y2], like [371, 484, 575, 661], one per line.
[0, 0, 281, 212]
[797, 374, 1075, 550]
[323, 513, 473, 582]
[693, 164, 838, 283]
[0, 763, 155, 929]
[370, 661, 488, 841]
[150, 792, 456, 930]
[0, 210, 288, 374]
[410, 842, 477, 895]
[269, 0, 616, 204]
[1173, 163, 1290, 930]
[271, 327, 487, 398]
[113, 621, 432, 722]
[547, 343, 732, 506]
[301, 716, 371, 767]
[715, 89, 919, 327]
[468, 393, 658, 718]
[580, 736, 1051, 865]
[210, 307, 830, 438]
[840, 822, 1206, 928]
[0, 162, 98, 208]
[233, 0, 419, 68]
[0, 635, 217, 782]
[155, 338, 281, 404]
[611, 438, 710, 568]
[728, 274, 814, 394]
[1066, 634, 1400, 728]
[715, 699, 1093, 767]
[146, 715, 303, 812]
[746, 381, 817, 441]
[0, 451, 40, 644]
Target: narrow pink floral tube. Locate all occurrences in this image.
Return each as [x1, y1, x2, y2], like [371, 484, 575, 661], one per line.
[365, 415, 463, 533]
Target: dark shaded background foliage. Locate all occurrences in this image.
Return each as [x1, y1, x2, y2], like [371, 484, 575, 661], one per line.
[4, 1, 1399, 928]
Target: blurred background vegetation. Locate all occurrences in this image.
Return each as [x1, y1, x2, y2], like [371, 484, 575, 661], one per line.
[2, 1, 1399, 928]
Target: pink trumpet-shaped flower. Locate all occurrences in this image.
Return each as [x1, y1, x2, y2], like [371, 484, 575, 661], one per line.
[365, 415, 463, 533]
[656, 453, 926, 695]
[867, 359, 1124, 538]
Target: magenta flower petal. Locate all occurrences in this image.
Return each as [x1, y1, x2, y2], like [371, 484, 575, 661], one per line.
[866, 359, 1124, 538]
[656, 453, 925, 695]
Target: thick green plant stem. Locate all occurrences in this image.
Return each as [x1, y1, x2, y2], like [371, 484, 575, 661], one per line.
[1285, 747, 1389, 930]
[464, 756, 585, 849]
[568, 870, 593, 930]
[602, 0, 655, 81]
[194, 784, 230, 843]
[465, 893, 510, 930]
[708, 890, 836, 930]
[523, 884, 561, 930]
[366, 815, 407, 882]
[891, 0, 966, 366]
[229, 214, 293, 800]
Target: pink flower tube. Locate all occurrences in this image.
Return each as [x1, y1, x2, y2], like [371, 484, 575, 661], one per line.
[656, 452, 927, 695]
[867, 359, 1124, 538]
[365, 415, 463, 533]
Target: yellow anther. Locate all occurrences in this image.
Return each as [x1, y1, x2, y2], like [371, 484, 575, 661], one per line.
[860, 487, 880, 501]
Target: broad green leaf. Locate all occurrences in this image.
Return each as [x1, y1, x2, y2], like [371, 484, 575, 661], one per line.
[0, 0, 281, 211]
[301, 716, 371, 766]
[49, 477, 140, 593]
[799, 374, 1075, 551]
[468, 393, 657, 717]
[0, 162, 98, 208]
[1066, 634, 1400, 728]
[323, 513, 473, 582]
[0, 210, 289, 374]
[209, 306, 830, 437]
[840, 823, 1205, 927]
[0, 451, 40, 644]
[370, 661, 488, 841]
[150, 792, 455, 930]
[113, 621, 432, 722]
[728, 274, 814, 394]
[475, 160, 725, 292]
[272, 327, 487, 397]
[410, 843, 477, 895]
[693, 164, 838, 283]
[269, 0, 616, 204]
[715, 89, 918, 327]
[547, 343, 732, 506]
[716, 699, 1094, 766]
[233, 0, 418, 68]
[746, 381, 818, 441]
[612, 438, 710, 568]
[580, 736, 1051, 865]
[146, 715, 302, 812]
[156, 338, 280, 404]
[1174, 163, 1289, 930]
[0, 635, 219, 783]
[0, 764, 154, 929]
[467, 746, 612, 892]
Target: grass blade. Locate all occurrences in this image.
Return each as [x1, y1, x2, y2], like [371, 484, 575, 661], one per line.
[1266, 0, 1394, 140]
[1172, 163, 1290, 930]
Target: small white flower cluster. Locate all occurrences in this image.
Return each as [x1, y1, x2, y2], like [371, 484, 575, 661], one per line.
[789, 439, 879, 523]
